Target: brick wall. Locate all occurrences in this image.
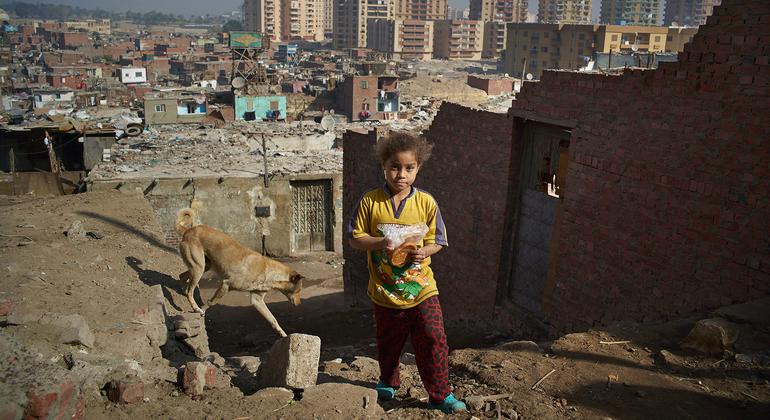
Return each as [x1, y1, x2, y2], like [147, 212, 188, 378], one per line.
[342, 128, 387, 307]
[510, 0, 770, 332]
[342, 105, 518, 327]
[420, 104, 516, 323]
[467, 75, 514, 96]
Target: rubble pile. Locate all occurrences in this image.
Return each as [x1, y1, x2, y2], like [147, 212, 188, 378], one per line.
[89, 121, 344, 180]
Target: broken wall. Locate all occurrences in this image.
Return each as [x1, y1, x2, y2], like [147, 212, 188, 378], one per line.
[89, 174, 343, 256]
[342, 105, 519, 328]
[509, 0, 770, 332]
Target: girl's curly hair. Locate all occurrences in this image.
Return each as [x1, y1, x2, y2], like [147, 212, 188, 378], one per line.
[375, 131, 433, 166]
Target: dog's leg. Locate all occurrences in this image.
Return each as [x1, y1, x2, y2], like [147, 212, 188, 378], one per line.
[250, 292, 287, 338]
[202, 281, 230, 311]
[180, 242, 206, 315]
[179, 271, 190, 286]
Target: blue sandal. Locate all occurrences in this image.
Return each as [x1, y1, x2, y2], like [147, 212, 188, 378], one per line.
[375, 380, 397, 400]
[428, 393, 467, 413]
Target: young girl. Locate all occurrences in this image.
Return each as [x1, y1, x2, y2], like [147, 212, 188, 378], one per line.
[348, 132, 466, 413]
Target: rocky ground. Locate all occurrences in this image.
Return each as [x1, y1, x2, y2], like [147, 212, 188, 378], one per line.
[1, 191, 769, 419]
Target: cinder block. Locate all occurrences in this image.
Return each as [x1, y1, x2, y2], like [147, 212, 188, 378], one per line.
[256, 333, 321, 390]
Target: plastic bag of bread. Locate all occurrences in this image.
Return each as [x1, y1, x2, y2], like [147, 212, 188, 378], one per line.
[377, 223, 429, 268]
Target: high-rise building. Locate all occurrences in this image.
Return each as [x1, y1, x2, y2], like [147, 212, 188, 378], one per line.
[503, 22, 697, 78]
[243, 0, 325, 42]
[537, 0, 592, 24]
[664, 0, 722, 26]
[469, 0, 528, 23]
[367, 19, 435, 60]
[324, 0, 334, 36]
[482, 20, 508, 58]
[394, 0, 448, 20]
[600, 0, 661, 26]
[333, 0, 395, 49]
[433, 19, 484, 60]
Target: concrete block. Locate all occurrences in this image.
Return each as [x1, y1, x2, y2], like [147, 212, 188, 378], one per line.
[227, 356, 261, 373]
[680, 318, 739, 354]
[107, 378, 144, 404]
[298, 383, 384, 417]
[715, 297, 770, 326]
[257, 334, 321, 390]
[55, 315, 95, 348]
[181, 362, 217, 396]
[496, 340, 542, 353]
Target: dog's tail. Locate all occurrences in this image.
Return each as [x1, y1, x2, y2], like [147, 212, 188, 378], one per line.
[175, 208, 196, 235]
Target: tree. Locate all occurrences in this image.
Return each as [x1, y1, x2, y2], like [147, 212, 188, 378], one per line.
[222, 20, 243, 32]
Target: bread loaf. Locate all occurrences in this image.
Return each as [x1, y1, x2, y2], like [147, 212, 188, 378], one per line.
[390, 243, 417, 267]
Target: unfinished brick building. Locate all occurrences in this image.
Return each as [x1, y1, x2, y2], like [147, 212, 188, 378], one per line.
[343, 0, 769, 337]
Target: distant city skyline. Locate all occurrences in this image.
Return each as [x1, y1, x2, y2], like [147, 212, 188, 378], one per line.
[5, 0, 604, 20]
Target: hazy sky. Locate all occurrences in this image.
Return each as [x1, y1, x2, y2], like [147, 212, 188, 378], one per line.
[27, 0, 600, 20]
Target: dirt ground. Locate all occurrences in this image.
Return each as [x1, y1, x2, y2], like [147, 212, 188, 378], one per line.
[1, 191, 769, 419]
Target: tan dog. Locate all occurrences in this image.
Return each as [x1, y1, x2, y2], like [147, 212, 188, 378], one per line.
[175, 209, 302, 337]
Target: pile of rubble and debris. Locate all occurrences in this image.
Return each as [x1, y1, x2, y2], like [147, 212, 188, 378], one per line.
[88, 121, 344, 180]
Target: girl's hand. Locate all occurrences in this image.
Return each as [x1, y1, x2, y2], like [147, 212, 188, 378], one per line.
[407, 247, 427, 264]
[382, 237, 395, 252]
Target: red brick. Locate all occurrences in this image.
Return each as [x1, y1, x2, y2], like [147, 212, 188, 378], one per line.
[25, 390, 57, 419]
[107, 379, 144, 404]
[0, 301, 12, 316]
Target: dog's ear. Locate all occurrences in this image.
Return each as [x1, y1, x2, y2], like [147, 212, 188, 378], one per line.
[290, 271, 303, 283]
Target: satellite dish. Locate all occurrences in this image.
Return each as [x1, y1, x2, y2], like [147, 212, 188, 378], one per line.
[526, 73, 533, 81]
[631, 44, 639, 52]
[320, 115, 336, 132]
[232, 77, 246, 88]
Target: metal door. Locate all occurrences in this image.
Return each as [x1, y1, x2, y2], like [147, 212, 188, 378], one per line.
[291, 180, 332, 252]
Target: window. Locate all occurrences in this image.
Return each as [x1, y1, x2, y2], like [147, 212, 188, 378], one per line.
[359, 80, 369, 89]
[155, 104, 166, 112]
[135, 71, 143, 77]
[362, 103, 369, 111]
[611, 35, 618, 41]
[667, 35, 673, 42]
[654, 35, 661, 42]
[541, 46, 548, 53]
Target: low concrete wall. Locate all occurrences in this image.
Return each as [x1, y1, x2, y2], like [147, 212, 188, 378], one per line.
[89, 173, 342, 256]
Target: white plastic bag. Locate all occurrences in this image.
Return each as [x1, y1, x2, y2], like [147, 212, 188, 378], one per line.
[377, 223, 429, 248]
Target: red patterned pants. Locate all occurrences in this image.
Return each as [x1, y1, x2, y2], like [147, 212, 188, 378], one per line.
[373, 295, 451, 403]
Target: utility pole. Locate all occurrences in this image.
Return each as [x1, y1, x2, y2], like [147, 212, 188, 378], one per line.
[261, 134, 269, 188]
[44, 131, 65, 195]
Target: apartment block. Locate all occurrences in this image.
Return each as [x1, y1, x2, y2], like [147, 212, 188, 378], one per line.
[243, 0, 325, 42]
[665, 26, 698, 52]
[62, 19, 111, 35]
[538, 0, 592, 24]
[664, 0, 722, 26]
[469, 0, 528, 22]
[482, 20, 507, 58]
[503, 22, 688, 78]
[324, 0, 334, 36]
[334, 0, 395, 49]
[58, 32, 90, 49]
[394, 0, 448, 20]
[367, 19, 434, 60]
[283, 0, 325, 41]
[433, 20, 484, 60]
[600, 0, 661, 26]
